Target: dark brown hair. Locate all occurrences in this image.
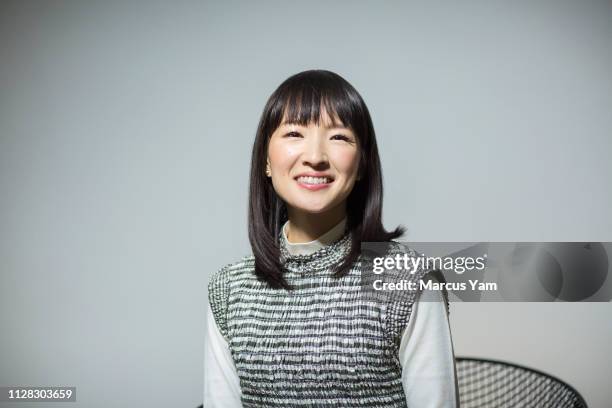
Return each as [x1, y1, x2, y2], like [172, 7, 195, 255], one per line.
[248, 69, 404, 289]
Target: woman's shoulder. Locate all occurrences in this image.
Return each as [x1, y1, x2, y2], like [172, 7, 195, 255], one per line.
[385, 239, 439, 280]
[379, 239, 423, 261]
[387, 239, 451, 313]
[208, 254, 255, 290]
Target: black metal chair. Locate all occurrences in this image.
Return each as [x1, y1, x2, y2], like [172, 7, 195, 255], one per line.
[456, 357, 588, 408]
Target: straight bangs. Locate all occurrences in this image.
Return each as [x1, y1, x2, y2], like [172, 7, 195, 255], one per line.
[264, 73, 367, 147]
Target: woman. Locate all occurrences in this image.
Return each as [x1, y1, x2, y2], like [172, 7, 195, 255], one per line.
[204, 70, 459, 407]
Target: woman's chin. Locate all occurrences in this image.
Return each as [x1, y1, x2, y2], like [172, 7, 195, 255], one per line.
[291, 204, 337, 215]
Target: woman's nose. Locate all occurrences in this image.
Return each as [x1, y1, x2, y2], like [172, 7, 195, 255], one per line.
[302, 138, 328, 167]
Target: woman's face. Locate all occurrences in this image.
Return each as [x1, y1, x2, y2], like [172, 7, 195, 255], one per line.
[267, 108, 360, 216]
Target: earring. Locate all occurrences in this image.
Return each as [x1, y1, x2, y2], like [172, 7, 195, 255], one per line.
[265, 164, 271, 177]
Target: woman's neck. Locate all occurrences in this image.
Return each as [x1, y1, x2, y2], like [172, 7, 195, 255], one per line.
[286, 205, 347, 243]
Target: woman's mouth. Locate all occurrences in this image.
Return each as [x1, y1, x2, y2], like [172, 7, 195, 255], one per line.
[295, 176, 334, 191]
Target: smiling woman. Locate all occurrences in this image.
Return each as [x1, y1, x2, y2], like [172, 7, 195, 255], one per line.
[246, 70, 403, 288]
[204, 70, 459, 407]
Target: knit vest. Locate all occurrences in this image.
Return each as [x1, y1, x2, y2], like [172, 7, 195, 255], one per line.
[207, 227, 444, 408]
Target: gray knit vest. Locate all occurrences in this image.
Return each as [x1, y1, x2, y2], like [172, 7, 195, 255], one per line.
[208, 227, 447, 408]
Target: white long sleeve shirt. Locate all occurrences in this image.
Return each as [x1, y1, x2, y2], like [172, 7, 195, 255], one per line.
[204, 218, 459, 407]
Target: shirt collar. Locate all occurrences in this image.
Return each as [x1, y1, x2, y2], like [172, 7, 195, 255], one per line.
[281, 217, 348, 256]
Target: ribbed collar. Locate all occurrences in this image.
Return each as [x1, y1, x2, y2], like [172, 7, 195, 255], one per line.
[279, 217, 352, 272]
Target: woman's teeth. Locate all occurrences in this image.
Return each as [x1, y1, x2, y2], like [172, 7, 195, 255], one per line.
[297, 176, 332, 185]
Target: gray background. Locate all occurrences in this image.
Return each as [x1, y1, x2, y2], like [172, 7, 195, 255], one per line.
[1, 1, 610, 407]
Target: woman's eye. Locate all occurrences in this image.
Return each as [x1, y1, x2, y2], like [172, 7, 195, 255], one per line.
[331, 134, 351, 142]
[285, 132, 302, 138]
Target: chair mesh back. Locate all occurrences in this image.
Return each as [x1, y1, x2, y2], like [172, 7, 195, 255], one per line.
[456, 358, 587, 408]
